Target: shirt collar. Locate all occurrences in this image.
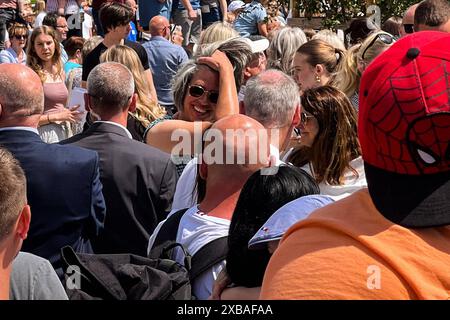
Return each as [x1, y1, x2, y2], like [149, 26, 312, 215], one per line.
[94, 120, 133, 139]
[0, 126, 39, 135]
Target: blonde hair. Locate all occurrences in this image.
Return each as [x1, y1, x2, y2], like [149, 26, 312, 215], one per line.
[36, 0, 46, 12]
[100, 45, 165, 126]
[26, 26, 63, 83]
[195, 21, 238, 55]
[312, 29, 346, 51]
[357, 31, 394, 66]
[335, 44, 361, 98]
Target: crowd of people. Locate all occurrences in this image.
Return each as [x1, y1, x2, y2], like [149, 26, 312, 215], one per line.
[0, 0, 449, 300]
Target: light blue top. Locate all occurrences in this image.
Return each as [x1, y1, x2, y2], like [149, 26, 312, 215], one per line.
[60, 43, 68, 64]
[64, 61, 81, 76]
[143, 36, 188, 106]
[0, 47, 27, 64]
[233, 0, 267, 38]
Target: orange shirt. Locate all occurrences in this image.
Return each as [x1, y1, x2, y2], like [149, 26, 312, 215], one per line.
[260, 189, 450, 300]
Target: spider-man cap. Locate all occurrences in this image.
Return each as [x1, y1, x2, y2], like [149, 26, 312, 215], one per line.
[359, 31, 450, 228]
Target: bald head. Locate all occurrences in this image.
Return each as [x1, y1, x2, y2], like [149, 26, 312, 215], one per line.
[149, 15, 170, 37]
[0, 64, 44, 125]
[203, 114, 269, 173]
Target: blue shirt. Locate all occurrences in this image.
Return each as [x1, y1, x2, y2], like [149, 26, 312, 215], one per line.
[127, 21, 138, 42]
[142, 36, 188, 106]
[64, 61, 81, 76]
[0, 47, 27, 64]
[175, 0, 200, 11]
[138, 0, 172, 27]
[233, 0, 267, 38]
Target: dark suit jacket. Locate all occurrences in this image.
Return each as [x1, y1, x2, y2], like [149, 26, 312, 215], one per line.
[61, 122, 178, 256]
[0, 129, 106, 274]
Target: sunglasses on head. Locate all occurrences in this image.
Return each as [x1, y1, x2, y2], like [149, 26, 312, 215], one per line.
[188, 85, 219, 104]
[403, 24, 414, 34]
[361, 33, 395, 60]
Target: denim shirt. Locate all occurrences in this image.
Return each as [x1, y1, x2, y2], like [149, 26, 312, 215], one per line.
[233, 0, 267, 37]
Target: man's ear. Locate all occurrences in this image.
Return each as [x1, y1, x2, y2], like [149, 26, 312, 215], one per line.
[84, 93, 91, 112]
[128, 93, 137, 113]
[239, 100, 245, 115]
[292, 105, 301, 127]
[244, 66, 252, 79]
[199, 159, 208, 180]
[15, 205, 31, 240]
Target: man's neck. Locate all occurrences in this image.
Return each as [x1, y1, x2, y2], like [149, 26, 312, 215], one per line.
[103, 35, 124, 48]
[199, 182, 244, 221]
[0, 270, 10, 300]
[96, 112, 128, 128]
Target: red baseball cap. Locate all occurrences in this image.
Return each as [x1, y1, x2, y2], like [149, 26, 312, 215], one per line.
[359, 31, 450, 227]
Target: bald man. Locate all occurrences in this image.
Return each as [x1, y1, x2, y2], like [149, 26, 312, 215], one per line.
[0, 64, 106, 278]
[400, 3, 419, 37]
[143, 15, 188, 114]
[148, 114, 270, 300]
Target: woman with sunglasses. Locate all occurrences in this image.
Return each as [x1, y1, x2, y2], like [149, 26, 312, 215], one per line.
[0, 23, 28, 64]
[27, 26, 81, 143]
[145, 37, 253, 156]
[287, 86, 367, 200]
[97, 45, 167, 141]
[335, 31, 395, 110]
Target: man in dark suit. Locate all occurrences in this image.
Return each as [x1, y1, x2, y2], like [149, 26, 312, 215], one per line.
[0, 64, 106, 277]
[61, 62, 178, 256]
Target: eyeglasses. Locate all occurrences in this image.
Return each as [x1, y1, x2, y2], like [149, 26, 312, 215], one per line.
[301, 112, 314, 125]
[403, 24, 414, 34]
[188, 85, 219, 104]
[56, 25, 69, 29]
[13, 34, 27, 40]
[361, 33, 395, 60]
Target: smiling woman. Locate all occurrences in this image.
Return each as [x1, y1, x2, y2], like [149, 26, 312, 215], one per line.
[145, 37, 254, 160]
[27, 26, 82, 143]
[0, 23, 28, 64]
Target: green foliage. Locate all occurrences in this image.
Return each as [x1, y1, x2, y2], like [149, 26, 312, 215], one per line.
[295, 0, 418, 28]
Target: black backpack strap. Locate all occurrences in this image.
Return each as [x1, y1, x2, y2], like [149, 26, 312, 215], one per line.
[148, 208, 189, 260]
[189, 236, 228, 282]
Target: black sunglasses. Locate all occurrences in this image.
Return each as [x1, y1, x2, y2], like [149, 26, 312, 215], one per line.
[403, 24, 414, 34]
[361, 33, 395, 60]
[13, 34, 27, 40]
[188, 85, 219, 104]
[301, 112, 314, 124]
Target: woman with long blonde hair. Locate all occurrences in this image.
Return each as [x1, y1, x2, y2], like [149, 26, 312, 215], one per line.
[99, 45, 167, 140]
[27, 26, 81, 143]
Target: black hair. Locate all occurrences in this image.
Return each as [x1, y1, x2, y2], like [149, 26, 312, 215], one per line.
[42, 12, 61, 29]
[226, 165, 320, 287]
[99, 2, 133, 34]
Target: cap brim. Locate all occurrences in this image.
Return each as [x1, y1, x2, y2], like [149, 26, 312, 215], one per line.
[242, 37, 269, 53]
[365, 162, 450, 227]
[248, 234, 282, 250]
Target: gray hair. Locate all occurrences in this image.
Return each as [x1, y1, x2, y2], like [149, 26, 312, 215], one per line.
[198, 37, 253, 92]
[172, 37, 253, 112]
[267, 26, 308, 75]
[244, 69, 299, 128]
[0, 69, 44, 116]
[87, 62, 135, 112]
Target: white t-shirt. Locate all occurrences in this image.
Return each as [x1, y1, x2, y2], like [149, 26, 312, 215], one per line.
[301, 156, 367, 200]
[147, 205, 229, 300]
[170, 145, 282, 214]
[82, 13, 93, 40]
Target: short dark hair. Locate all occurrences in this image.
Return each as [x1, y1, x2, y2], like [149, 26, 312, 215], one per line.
[414, 0, 450, 30]
[382, 16, 402, 38]
[42, 12, 62, 29]
[226, 165, 320, 287]
[0, 148, 27, 242]
[64, 36, 85, 58]
[99, 2, 133, 34]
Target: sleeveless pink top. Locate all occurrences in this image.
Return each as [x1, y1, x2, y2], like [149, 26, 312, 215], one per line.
[43, 82, 68, 114]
